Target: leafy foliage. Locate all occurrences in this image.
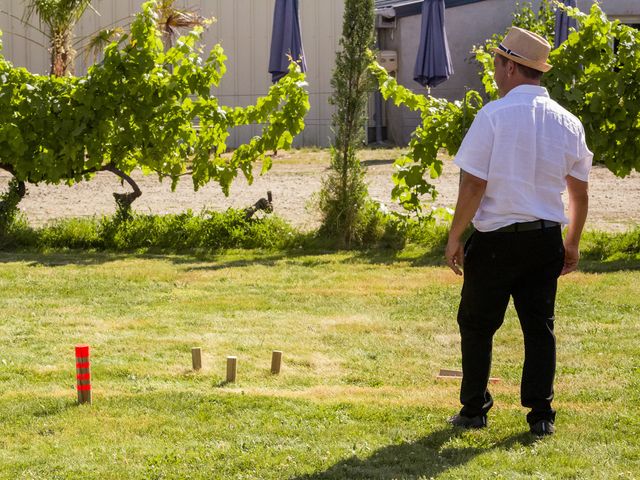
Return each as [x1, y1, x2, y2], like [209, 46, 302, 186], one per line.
[154, 0, 207, 49]
[473, 0, 557, 100]
[370, 62, 483, 216]
[475, 1, 640, 177]
[374, 0, 640, 217]
[0, 205, 455, 253]
[512, 0, 557, 42]
[0, 179, 24, 235]
[582, 226, 640, 261]
[545, 3, 640, 177]
[319, 0, 376, 248]
[0, 0, 309, 199]
[98, 209, 301, 251]
[7, 209, 302, 252]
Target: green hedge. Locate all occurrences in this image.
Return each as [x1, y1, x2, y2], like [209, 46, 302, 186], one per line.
[1, 205, 638, 260]
[582, 228, 640, 261]
[0, 209, 303, 252]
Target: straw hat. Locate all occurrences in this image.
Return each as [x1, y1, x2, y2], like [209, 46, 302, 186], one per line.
[493, 27, 552, 72]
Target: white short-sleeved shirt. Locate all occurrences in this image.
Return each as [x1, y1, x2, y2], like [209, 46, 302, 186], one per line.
[454, 84, 593, 232]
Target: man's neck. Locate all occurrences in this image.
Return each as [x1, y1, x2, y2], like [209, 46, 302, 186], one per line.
[501, 79, 541, 97]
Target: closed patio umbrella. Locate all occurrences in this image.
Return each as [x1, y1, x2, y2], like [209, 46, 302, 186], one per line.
[413, 0, 453, 89]
[269, 0, 307, 83]
[554, 0, 577, 49]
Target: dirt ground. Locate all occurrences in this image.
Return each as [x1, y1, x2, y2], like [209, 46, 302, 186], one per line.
[2, 149, 639, 232]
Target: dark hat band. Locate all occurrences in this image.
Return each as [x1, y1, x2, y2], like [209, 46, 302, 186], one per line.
[497, 43, 532, 62]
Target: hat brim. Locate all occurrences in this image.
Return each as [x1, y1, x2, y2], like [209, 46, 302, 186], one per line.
[492, 47, 552, 73]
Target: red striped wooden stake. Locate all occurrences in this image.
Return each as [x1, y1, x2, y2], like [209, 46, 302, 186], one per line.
[75, 345, 92, 404]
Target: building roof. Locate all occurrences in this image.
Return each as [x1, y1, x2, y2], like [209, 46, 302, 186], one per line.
[375, 0, 486, 18]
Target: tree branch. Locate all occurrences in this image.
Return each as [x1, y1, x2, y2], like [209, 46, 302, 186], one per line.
[102, 165, 142, 210]
[81, 164, 142, 209]
[0, 164, 26, 199]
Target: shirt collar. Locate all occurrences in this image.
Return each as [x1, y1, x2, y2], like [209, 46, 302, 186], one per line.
[505, 84, 549, 98]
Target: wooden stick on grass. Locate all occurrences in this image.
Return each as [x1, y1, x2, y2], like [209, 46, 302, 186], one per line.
[192, 347, 202, 371]
[226, 356, 237, 383]
[271, 351, 283, 375]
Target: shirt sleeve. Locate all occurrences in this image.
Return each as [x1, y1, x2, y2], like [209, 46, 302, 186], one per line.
[453, 109, 494, 181]
[568, 128, 593, 182]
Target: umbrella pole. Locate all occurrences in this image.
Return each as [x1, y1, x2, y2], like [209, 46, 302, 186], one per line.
[375, 92, 384, 144]
[374, 30, 384, 145]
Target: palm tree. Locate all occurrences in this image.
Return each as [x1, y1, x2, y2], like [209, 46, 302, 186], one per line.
[81, 26, 125, 65]
[154, 0, 207, 50]
[77, 0, 207, 68]
[22, 0, 208, 75]
[23, 0, 94, 76]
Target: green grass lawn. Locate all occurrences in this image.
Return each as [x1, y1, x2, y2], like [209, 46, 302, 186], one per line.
[0, 249, 638, 479]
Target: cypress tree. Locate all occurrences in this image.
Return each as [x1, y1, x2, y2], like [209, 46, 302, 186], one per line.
[319, 0, 375, 248]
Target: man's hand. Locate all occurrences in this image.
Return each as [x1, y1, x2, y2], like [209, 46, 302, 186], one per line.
[445, 236, 464, 276]
[561, 242, 580, 275]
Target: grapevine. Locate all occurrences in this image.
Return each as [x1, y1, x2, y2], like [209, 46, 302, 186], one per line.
[0, 0, 310, 208]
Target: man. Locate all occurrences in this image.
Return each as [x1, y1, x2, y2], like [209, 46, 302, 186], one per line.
[445, 27, 592, 436]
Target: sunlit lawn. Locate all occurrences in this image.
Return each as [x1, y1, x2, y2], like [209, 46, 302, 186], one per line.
[0, 249, 638, 479]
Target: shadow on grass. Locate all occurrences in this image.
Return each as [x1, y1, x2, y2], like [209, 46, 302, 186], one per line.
[360, 159, 396, 167]
[579, 257, 640, 273]
[291, 428, 539, 480]
[0, 251, 130, 267]
[2, 248, 638, 274]
[32, 399, 78, 418]
[0, 250, 307, 269]
[182, 248, 448, 270]
[341, 249, 446, 268]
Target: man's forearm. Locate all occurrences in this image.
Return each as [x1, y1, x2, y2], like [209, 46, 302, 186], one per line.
[566, 195, 588, 246]
[565, 176, 589, 247]
[449, 172, 487, 239]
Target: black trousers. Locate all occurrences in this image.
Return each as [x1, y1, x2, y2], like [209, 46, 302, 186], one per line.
[457, 225, 564, 424]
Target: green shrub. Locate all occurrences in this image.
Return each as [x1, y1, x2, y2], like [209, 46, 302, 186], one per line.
[96, 209, 302, 252]
[0, 214, 35, 250]
[0, 180, 23, 234]
[358, 201, 408, 250]
[406, 220, 450, 255]
[582, 227, 640, 261]
[0, 180, 34, 249]
[2, 205, 639, 260]
[0, 209, 305, 253]
[318, 0, 376, 248]
[38, 218, 102, 250]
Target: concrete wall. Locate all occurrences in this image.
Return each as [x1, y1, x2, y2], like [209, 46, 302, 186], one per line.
[0, 0, 344, 148]
[379, 0, 640, 145]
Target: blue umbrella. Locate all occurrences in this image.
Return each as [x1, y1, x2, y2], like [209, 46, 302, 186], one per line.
[554, 0, 577, 49]
[414, 0, 453, 88]
[268, 0, 307, 83]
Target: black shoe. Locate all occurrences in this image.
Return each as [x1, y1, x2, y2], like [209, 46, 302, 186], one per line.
[448, 413, 487, 429]
[530, 419, 555, 436]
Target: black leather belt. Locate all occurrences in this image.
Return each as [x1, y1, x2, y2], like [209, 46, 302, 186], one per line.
[493, 220, 560, 233]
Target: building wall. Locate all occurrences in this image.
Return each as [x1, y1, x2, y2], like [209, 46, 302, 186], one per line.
[379, 0, 640, 145]
[0, 0, 344, 148]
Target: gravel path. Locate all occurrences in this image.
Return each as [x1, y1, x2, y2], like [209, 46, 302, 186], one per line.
[2, 149, 639, 232]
